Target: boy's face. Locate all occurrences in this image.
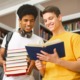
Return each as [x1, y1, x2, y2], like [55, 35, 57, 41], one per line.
[19, 15, 35, 32]
[43, 12, 62, 32]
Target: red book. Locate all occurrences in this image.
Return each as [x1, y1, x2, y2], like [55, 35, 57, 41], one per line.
[6, 65, 27, 71]
[5, 69, 27, 76]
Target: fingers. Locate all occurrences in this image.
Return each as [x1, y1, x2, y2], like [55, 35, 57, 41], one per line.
[40, 50, 48, 56]
[35, 60, 42, 70]
[53, 48, 58, 56]
[37, 53, 45, 61]
[36, 50, 49, 61]
[53, 48, 57, 53]
[35, 60, 41, 66]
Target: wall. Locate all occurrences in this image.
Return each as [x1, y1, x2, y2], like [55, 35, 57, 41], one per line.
[41, 0, 80, 16]
[0, 12, 16, 29]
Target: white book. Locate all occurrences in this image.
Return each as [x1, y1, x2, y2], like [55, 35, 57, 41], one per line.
[7, 48, 27, 53]
[6, 66, 27, 71]
[6, 59, 27, 64]
[6, 56, 27, 61]
[6, 61, 27, 68]
[7, 52, 27, 57]
[5, 69, 26, 75]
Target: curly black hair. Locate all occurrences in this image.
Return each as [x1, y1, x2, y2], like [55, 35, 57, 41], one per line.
[17, 4, 38, 20]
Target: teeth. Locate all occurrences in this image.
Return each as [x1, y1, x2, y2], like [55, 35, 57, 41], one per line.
[26, 26, 30, 28]
[50, 23, 54, 25]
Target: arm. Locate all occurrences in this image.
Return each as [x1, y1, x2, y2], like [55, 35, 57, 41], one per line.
[35, 60, 45, 76]
[56, 58, 80, 72]
[26, 60, 35, 75]
[0, 47, 5, 66]
[37, 48, 80, 73]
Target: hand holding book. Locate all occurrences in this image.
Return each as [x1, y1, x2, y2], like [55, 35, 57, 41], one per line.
[37, 48, 61, 63]
[25, 39, 65, 60]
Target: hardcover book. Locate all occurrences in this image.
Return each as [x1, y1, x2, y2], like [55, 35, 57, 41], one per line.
[6, 61, 27, 67]
[5, 69, 26, 76]
[6, 56, 27, 61]
[5, 48, 28, 76]
[25, 40, 65, 60]
[6, 65, 27, 71]
[7, 52, 27, 57]
[7, 48, 27, 53]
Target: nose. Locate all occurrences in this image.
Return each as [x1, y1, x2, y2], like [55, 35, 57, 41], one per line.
[45, 20, 50, 26]
[26, 21, 31, 26]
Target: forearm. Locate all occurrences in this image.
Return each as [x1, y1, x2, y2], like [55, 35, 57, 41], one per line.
[28, 60, 35, 71]
[0, 48, 5, 66]
[39, 67, 45, 76]
[56, 59, 80, 72]
[0, 54, 5, 66]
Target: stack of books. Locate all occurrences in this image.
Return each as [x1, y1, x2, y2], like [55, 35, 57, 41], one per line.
[5, 48, 28, 76]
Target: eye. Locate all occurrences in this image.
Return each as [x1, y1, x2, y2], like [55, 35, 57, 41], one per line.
[30, 19, 35, 22]
[43, 20, 47, 23]
[24, 19, 28, 22]
[49, 17, 53, 20]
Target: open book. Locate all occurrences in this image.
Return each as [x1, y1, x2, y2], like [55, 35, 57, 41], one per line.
[25, 39, 65, 60]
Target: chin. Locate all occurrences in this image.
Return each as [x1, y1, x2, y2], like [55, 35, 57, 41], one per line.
[25, 30, 31, 32]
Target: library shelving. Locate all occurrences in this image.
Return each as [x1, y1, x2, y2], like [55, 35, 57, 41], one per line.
[39, 23, 52, 42]
[0, 23, 15, 46]
[38, 10, 52, 42]
[63, 18, 80, 34]
[0, 27, 9, 45]
[62, 13, 80, 34]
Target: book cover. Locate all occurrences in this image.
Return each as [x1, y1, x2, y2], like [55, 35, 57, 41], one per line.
[7, 52, 27, 57]
[7, 48, 27, 53]
[6, 59, 27, 64]
[25, 40, 65, 60]
[6, 61, 27, 68]
[6, 55, 27, 61]
[7, 48, 28, 57]
[6, 65, 27, 71]
[5, 69, 26, 76]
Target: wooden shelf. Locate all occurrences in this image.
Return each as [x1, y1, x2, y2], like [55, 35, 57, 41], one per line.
[62, 13, 80, 22]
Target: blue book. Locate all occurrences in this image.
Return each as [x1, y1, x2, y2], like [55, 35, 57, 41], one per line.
[25, 40, 65, 60]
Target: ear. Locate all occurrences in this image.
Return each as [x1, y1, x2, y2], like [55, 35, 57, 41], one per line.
[58, 14, 62, 21]
[19, 19, 21, 28]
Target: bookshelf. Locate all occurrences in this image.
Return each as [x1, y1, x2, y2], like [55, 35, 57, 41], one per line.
[39, 23, 52, 42]
[0, 27, 9, 45]
[37, 10, 52, 42]
[62, 18, 80, 34]
[62, 13, 80, 34]
[0, 23, 15, 46]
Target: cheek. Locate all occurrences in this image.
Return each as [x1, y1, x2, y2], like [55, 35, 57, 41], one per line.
[44, 23, 48, 27]
[31, 24, 34, 28]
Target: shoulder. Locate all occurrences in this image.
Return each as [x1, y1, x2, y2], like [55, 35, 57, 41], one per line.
[65, 31, 80, 37]
[66, 31, 80, 42]
[32, 34, 43, 40]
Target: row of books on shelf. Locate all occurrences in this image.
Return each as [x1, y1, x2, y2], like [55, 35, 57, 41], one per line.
[39, 25, 52, 41]
[5, 48, 28, 76]
[0, 31, 6, 39]
[64, 21, 80, 31]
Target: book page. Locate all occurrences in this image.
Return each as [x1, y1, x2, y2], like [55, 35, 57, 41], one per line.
[26, 43, 44, 47]
[44, 39, 63, 46]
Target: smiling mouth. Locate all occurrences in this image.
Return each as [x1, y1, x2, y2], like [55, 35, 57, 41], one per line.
[48, 23, 54, 27]
[26, 26, 32, 29]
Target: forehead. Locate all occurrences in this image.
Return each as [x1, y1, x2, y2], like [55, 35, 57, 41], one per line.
[22, 15, 35, 20]
[43, 12, 56, 19]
